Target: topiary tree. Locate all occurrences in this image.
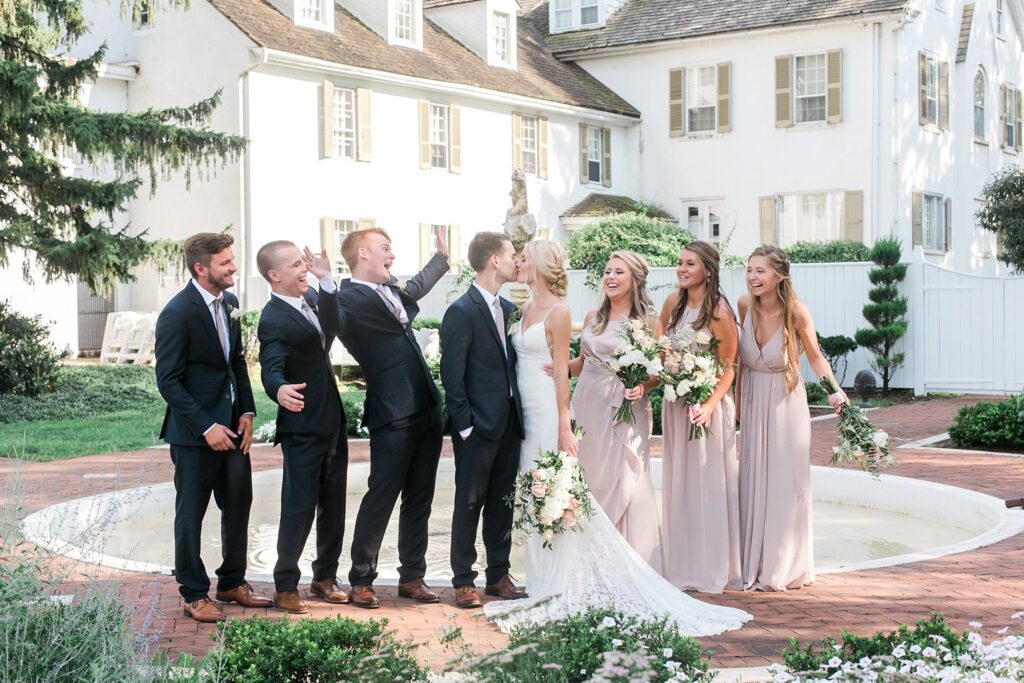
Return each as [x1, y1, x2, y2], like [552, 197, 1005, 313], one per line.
[977, 166, 1024, 273]
[854, 238, 908, 396]
[566, 213, 693, 288]
[0, 300, 67, 396]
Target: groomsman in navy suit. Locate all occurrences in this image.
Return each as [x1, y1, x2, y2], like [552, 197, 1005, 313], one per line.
[155, 232, 272, 623]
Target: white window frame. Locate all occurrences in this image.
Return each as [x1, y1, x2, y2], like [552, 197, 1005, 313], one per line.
[521, 115, 538, 175]
[332, 220, 356, 277]
[922, 193, 946, 252]
[429, 103, 449, 170]
[580, 0, 599, 26]
[1005, 85, 1019, 149]
[332, 87, 356, 159]
[133, 0, 153, 28]
[493, 12, 510, 64]
[553, 0, 572, 30]
[794, 52, 828, 124]
[587, 127, 603, 183]
[298, 0, 325, 24]
[975, 70, 987, 142]
[685, 65, 717, 134]
[392, 0, 414, 44]
[776, 190, 846, 247]
[997, 0, 1005, 37]
[922, 53, 939, 127]
[682, 198, 725, 244]
[551, 0, 601, 32]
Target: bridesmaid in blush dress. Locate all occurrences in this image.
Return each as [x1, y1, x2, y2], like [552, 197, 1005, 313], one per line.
[736, 245, 848, 591]
[655, 240, 742, 594]
[569, 251, 663, 572]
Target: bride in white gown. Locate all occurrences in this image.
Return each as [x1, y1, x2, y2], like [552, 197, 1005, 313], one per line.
[483, 240, 750, 636]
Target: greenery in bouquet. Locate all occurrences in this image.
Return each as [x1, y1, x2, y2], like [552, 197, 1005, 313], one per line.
[589, 318, 663, 424]
[658, 328, 721, 440]
[509, 441, 594, 550]
[820, 377, 897, 477]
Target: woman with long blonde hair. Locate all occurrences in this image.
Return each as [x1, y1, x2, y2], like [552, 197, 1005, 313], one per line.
[736, 245, 847, 591]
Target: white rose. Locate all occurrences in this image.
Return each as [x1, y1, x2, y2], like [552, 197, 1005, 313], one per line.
[694, 331, 711, 345]
[543, 529, 554, 540]
[676, 380, 691, 395]
[664, 385, 677, 402]
[681, 357, 695, 372]
[873, 431, 889, 448]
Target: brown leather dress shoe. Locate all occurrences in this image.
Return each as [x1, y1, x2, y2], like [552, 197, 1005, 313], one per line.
[183, 597, 226, 623]
[273, 591, 310, 614]
[454, 585, 483, 609]
[309, 578, 349, 604]
[216, 582, 273, 608]
[397, 579, 439, 604]
[349, 584, 380, 609]
[485, 575, 528, 600]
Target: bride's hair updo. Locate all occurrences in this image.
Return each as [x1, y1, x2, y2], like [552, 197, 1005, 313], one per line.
[523, 239, 569, 299]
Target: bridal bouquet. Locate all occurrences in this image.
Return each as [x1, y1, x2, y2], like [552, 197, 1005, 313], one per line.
[509, 446, 594, 550]
[658, 328, 722, 440]
[590, 318, 663, 424]
[820, 376, 898, 477]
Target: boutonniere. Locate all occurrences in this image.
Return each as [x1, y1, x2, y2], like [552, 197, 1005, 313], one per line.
[507, 306, 523, 328]
[391, 279, 409, 296]
[228, 304, 242, 321]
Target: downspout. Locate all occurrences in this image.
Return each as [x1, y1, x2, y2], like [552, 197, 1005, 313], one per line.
[238, 48, 269, 310]
[872, 21, 882, 243]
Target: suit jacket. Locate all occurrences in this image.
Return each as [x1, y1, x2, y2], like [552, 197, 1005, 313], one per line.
[319, 253, 449, 431]
[257, 289, 344, 442]
[155, 283, 256, 447]
[439, 285, 523, 442]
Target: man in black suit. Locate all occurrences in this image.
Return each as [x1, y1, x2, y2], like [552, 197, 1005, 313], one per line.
[305, 227, 448, 608]
[155, 232, 272, 623]
[256, 240, 348, 614]
[440, 231, 527, 609]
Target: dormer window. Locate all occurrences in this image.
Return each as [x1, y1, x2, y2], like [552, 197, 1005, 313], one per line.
[493, 12, 510, 64]
[580, 0, 599, 25]
[394, 0, 414, 41]
[299, 0, 323, 23]
[550, 0, 603, 32]
[553, 0, 572, 29]
[292, 0, 331, 30]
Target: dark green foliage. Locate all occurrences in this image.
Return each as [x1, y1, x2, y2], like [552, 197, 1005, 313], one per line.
[948, 395, 1024, 450]
[203, 615, 425, 683]
[1, 0, 246, 292]
[0, 300, 67, 396]
[781, 613, 968, 676]
[566, 214, 693, 288]
[457, 607, 711, 682]
[786, 240, 871, 263]
[805, 380, 828, 406]
[650, 384, 663, 435]
[240, 309, 260, 368]
[977, 165, 1024, 272]
[816, 333, 858, 385]
[854, 238, 908, 395]
[0, 365, 160, 423]
[411, 317, 441, 330]
[340, 393, 368, 437]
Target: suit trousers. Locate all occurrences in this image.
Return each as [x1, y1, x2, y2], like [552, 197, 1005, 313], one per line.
[274, 430, 349, 592]
[450, 405, 522, 587]
[170, 444, 253, 602]
[348, 407, 443, 586]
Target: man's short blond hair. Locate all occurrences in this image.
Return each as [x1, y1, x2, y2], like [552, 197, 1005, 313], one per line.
[341, 227, 391, 270]
[256, 240, 296, 283]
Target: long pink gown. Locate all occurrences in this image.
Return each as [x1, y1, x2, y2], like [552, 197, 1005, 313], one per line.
[571, 318, 663, 573]
[661, 306, 742, 593]
[737, 313, 814, 590]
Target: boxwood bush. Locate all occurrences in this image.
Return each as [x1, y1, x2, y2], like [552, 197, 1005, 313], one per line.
[786, 240, 870, 264]
[948, 394, 1024, 451]
[0, 300, 66, 397]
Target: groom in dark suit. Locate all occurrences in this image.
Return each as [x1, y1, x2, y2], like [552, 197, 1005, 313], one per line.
[256, 241, 348, 614]
[155, 232, 272, 623]
[306, 227, 448, 608]
[440, 231, 526, 609]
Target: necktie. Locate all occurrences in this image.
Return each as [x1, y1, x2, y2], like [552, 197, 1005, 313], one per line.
[212, 298, 229, 362]
[376, 284, 404, 322]
[300, 299, 325, 348]
[491, 297, 506, 353]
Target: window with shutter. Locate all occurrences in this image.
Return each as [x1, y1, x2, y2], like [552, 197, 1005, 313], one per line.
[759, 196, 777, 245]
[685, 65, 716, 134]
[920, 53, 939, 127]
[921, 193, 946, 251]
[538, 117, 549, 180]
[777, 191, 848, 246]
[974, 70, 986, 141]
[429, 103, 448, 169]
[775, 56, 792, 128]
[332, 87, 356, 159]
[795, 53, 827, 123]
[826, 50, 842, 123]
[669, 68, 684, 137]
[322, 217, 356, 277]
[356, 88, 372, 161]
[587, 127, 602, 183]
[717, 63, 732, 133]
[520, 115, 538, 175]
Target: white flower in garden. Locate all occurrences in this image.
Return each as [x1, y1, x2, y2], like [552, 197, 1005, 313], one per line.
[859, 657, 872, 667]
[611, 638, 622, 648]
[663, 648, 673, 658]
[910, 644, 922, 654]
[828, 657, 842, 668]
[923, 647, 937, 658]
[892, 646, 906, 658]
[601, 616, 617, 628]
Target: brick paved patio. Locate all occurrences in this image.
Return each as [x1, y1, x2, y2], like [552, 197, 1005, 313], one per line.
[3, 394, 1023, 671]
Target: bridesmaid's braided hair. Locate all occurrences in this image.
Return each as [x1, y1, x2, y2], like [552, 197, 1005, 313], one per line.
[748, 245, 800, 394]
[667, 240, 734, 333]
[592, 250, 655, 334]
[523, 239, 568, 299]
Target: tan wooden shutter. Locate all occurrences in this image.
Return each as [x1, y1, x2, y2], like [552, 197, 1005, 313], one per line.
[579, 123, 589, 183]
[356, 87, 372, 162]
[843, 191, 863, 242]
[357, 218, 376, 229]
[912, 192, 923, 246]
[669, 68, 684, 137]
[449, 105, 461, 174]
[717, 62, 732, 133]
[418, 100, 430, 169]
[601, 128, 612, 187]
[919, 53, 929, 126]
[511, 112, 523, 171]
[538, 117, 549, 179]
[758, 196, 776, 245]
[449, 224, 461, 262]
[321, 216, 336, 263]
[775, 56, 792, 128]
[320, 80, 334, 159]
[943, 197, 952, 252]
[1001, 85, 1009, 147]
[939, 60, 950, 130]
[827, 49, 842, 123]
[1016, 88, 1022, 150]
[419, 223, 432, 267]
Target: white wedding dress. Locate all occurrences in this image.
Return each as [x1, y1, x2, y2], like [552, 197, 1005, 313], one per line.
[483, 307, 751, 635]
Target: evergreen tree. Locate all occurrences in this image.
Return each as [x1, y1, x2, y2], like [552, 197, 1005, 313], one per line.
[854, 237, 908, 396]
[0, 0, 246, 292]
[977, 166, 1024, 273]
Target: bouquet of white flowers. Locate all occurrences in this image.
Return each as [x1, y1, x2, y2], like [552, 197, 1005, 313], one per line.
[820, 376, 897, 477]
[589, 318, 663, 424]
[508, 444, 594, 550]
[658, 328, 722, 440]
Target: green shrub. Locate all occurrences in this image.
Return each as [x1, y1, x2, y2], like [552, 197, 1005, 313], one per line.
[781, 612, 968, 676]
[786, 240, 871, 263]
[948, 395, 1024, 450]
[805, 381, 828, 406]
[817, 333, 858, 385]
[854, 238, 908, 396]
[0, 365, 161, 424]
[455, 607, 711, 682]
[977, 165, 1024, 272]
[566, 214, 693, 288]
[649, 385, 663, 435]
[412, 317, 441, 330]
[0, 300, 67, 396]
[203, 615, 424, 683]
[341, 393, 369, 437]
[239, 309, 261, 368]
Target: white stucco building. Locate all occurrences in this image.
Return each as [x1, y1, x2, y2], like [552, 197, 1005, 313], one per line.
[4, 0, 1023, 353]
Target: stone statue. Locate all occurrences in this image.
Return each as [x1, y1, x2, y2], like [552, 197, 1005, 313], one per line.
[503, 169, 537, 252]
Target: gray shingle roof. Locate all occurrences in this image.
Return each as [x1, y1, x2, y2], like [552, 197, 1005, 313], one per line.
[525, 0, 907, 55]
[207, 0, 640, 117]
